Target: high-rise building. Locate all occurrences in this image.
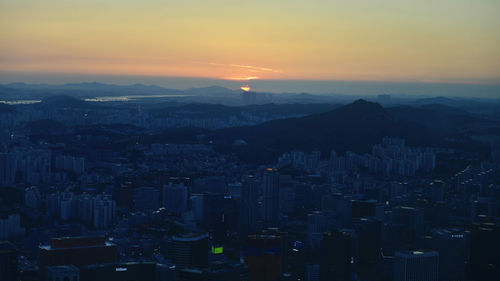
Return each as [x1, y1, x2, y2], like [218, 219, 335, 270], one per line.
[190, 194, 204, 221]
[351, 200, 384, 220]
[117, 182, 133, 209]
[228, 182, 242, 198]
[422, 151, 436, 172]
[93, 194, 115, 229]
[163, 183, 188, 214]
[0, 214, 25, 240]
[305, 263, 320, 281]
[394, 250, 438, 281]
[241, 175, 259, 234]
[263, 168, 280, 225]
[244, 232, 283, 281]
[352, 217, 381, 268]
[202, 193, 224, 227]
[431, 228, 466, 281]
[469, 222, 500, 280]
[0, 242, 18, 281]
[24, 186, 42, 209]
[170, 233, 209, 269]
[391, 206, 424, 249]
[132, 187, 160, 211]
[320, 230, 356, 281]
[307, 211, 326, 247]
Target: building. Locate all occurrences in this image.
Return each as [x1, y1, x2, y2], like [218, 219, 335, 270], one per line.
[320, 230, 356, 281]
[227, 182, 242, 198]
[0, 214, 25, 240]
[46, 265, 80, 281]
[263, 168, 280, 225]
[391, 206, 424, 249]
[305, 263, 320, 281]
[178, 262, 250, 281]
[163, 183, 188, 214]
[170, 233, 209, 268]
[79, 262, 155, 281]
[132, 187, 160, 211]
[469, 222, 500, 280]
[394, 250, 438, 281]
[431, 228, 466, 281]
[240, 175, 259, 234]
[352, 217, 381, 269]
[93, 194, 115, 229]
[351, 200, 383, 219]
[39, 236, 118, 276]
[25, 186, 42, 209]
[244, 232, 283, 281]
[307, 211, 326, 247]
[190, 194, 204, 221]
[0, 242, 18, 281]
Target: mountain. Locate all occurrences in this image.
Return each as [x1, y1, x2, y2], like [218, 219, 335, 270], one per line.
[37, 95, 99, 110]
[149, 103, 341, 119]
[215, 99, 439, 163]
[387, 104, 496, 134]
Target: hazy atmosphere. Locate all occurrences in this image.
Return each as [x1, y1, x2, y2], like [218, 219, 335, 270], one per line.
[1, 0, 500, 94]
[1, 1, 500, 281]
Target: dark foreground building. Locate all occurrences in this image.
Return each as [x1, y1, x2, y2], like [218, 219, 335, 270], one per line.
[80, 262, 156, 281]
[39, 236, 118, 277]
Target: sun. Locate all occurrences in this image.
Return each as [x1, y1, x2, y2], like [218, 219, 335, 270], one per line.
[240, 85, 251, 92]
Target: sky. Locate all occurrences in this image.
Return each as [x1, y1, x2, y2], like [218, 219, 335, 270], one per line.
[1, 0, 500, 92]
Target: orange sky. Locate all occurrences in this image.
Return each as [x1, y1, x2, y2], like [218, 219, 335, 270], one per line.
[1, 0, 499, 84]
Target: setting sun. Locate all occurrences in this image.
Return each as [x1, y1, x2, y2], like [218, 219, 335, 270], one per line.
[240, 85, 251, 92]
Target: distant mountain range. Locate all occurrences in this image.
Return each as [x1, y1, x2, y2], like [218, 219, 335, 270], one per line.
[213, 100, 436, 162]
[15, 92, 498, 163]
[212, 99, 498, 162]
[2, 82, 499, 109]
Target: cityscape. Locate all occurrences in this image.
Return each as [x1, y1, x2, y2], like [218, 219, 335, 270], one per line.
[0, 85, 499, 281]
[1, 1, 500, 281]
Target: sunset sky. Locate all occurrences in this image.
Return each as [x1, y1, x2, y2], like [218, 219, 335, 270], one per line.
[1, 0, 499, 86]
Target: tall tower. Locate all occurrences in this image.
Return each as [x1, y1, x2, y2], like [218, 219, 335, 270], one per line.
[241, 175, 259, 234]
[263, 168, 280, 225]
[321, 230, 356, 281]
[394, 250, 439, 281]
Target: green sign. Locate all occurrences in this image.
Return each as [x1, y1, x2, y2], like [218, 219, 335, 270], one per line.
[211, 246, 223, 254]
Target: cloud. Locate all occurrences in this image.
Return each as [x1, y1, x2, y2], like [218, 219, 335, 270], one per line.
[198, 62, 281, 73]
[224, 76, 260, 81]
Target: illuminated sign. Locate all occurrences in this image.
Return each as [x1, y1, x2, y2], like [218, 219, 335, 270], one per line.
[211, 246, 223, 254]
[116, 267, 127, 272]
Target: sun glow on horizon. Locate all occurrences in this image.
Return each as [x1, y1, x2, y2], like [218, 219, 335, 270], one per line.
[240, 85, 251, 92]
[0, 0, 499, 84]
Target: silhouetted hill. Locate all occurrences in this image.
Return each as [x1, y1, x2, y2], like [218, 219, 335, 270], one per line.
[39, 95, 97, 109]
[387, 104, 495, 134]
[150, 103, 340, 118]
[216, 99, 439, 163]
